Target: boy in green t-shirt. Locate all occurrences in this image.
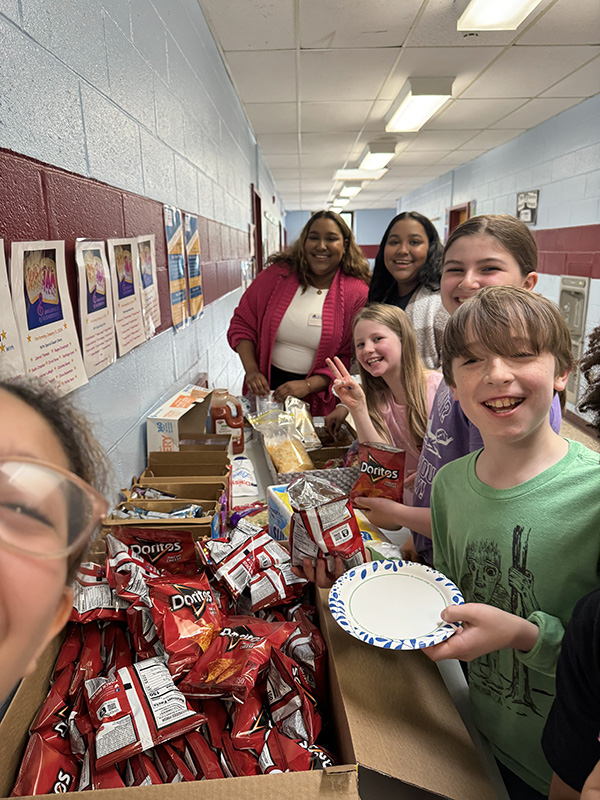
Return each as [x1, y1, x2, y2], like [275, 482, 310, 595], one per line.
[426, 286, 600, 798]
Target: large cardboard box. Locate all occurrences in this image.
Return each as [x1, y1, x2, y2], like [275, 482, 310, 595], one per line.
[0, 586, 497, 800]
[146, 385, 212, 452]
[148, 450, 229, 467]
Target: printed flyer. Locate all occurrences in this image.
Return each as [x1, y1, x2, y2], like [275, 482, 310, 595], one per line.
[0, 241, 26, 381]
[164, 205, 189, 329]
[136, 234, 161, 337]
[184, 213, 203, 320]
[75, 240, 117, 378]
[106, 237, 146, 357]
[10, 240, 88, 395]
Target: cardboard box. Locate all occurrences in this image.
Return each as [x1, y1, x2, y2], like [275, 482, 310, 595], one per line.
[148, 450, 229, 467]
[0, 587, 497, 800]
[179, 434, 232, 452]
[146, 385, 212, 453]
[140, 463, 230, 479]
[103, 498, 220, 539]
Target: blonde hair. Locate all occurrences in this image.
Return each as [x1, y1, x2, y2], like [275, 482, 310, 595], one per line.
[266, 210, 371, 288]
[353, 304, 431, 449]
[442, 286, 574, 387]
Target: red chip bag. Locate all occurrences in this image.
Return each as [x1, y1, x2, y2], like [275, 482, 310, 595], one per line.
[199, 699, 230, 750]
[178, 618, 295, 704]
[53, 624, 82, 678]
[230, 687, 272, 752]
[11, 733, 79, 796]
[221, 730, 261, 777]
[67, 690, 93, 760]
[153, 743, 196, 783]
[69, 623, 104, 698]
[30, 664, 76, 755]
[171, 731, 225, 780]
[258, 728, 334, 774]
[148, 574, 224, 680]
[123, 752, 164, 786]
[84, 656, 206, 770]
[102, 623, 133, 677]
[110, 527, 198, 575]
[266, 650, 321, 745]
[70, 563, 127, 624]
[249, 563, 307, 613]
[350, 441, 406, 503]
[282, 606, 327, 705]
[288, 475, 366, 572]
[77, 748, 126, 790]
[105, 534, 161, 606]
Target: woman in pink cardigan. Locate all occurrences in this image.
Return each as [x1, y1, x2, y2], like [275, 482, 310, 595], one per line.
[227, 211, 370, 416]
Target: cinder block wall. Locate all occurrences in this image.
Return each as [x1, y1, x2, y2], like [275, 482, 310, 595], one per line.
[0, 0, 282, 492]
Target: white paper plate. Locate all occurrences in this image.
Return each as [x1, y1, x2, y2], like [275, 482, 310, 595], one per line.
[329, 560, 464, 650]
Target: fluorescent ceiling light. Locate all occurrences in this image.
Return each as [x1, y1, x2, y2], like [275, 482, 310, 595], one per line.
[334, 168, 388, 181]
[385, 78, 454, 133]
[339, 181, 363, 198]
[333, 197, 351, 208]
[358, 140, 397, 170]
[457, 0, 544, 30]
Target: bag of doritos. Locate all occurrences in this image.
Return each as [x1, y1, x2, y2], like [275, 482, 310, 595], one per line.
[350, 441, 405, 503]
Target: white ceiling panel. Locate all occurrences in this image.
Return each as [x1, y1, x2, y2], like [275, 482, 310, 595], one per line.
[225, 51, 296, 103]
[299, 0, 422, 49]
[461, 45, 600, 99]
[300, 49, 400, 102]
[199, 0, 600, 210]
[426, 98, 528, 130]
[200, 0, 295, 50]
[541, 57, 600, 98]
[518, 0, 600, 45]
[490, 97, 583, 129]
[245, 103, 297, 134]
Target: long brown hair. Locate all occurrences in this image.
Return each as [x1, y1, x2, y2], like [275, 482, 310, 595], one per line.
[267, 211, 371, 288]
[353, 304, 430, 449]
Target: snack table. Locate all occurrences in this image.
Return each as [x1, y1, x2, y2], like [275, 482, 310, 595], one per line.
[237, 430, 510, 799]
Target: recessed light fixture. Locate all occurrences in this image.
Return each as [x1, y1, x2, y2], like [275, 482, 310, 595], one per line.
[457, 0, 544, 30]
[339, 181, 363, 198]
[334, 168, 388, 181]
[358, 140, 397, 170]
[385, 77, 454, 132]
[332, 197, 351, 208]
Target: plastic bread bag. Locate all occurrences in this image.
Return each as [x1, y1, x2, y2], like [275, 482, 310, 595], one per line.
[284, 396, 321, 450]
[249, 412, 314, 474]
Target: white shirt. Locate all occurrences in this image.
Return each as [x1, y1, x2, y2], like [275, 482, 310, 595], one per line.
[271, 285, 328, 374]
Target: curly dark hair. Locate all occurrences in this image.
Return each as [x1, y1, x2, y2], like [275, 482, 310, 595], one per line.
[266, 210, 371, 288]
[578, 326, 600, 437]
[367, 211, 442, 304]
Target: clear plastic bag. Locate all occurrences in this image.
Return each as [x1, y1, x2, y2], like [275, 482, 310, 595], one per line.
[248, 410, 314, 474]
[284, 397, 321, 450]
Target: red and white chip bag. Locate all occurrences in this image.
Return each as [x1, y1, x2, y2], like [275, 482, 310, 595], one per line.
[221, 730, 261, 778]
[30, 664, 76, 755]
[288, 475, 366, 572]
[350, 441, 406, 503]
[109, 527, 198, 576]
[178, 617, 295, 704]
[258, 728, 335, 774]
[153, 743, 196, 783]
[102, 622, 133, 677]
[53, 624, 82, 678]
[148, 573, 224, 680]
[266, 649, 321, 745]
[230, 687, 272, 752]
[171, 731, 225, 780]
[123, 752, 164, 786]
[69, 623, 104, 699]
[67, 689, 93, 760]
[77, 748, 126, 790]
[105, 534, 162, 606]
[282, 605, 327, 704]
[70, 562, 127, 624]
[199, 699, 230, 750]
[11, 733, 79, 796]
[249, 563, 306, 613]
[84, 656, 206, 770]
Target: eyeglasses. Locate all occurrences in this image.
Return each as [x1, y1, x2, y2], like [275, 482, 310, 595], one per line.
[0, 457, 108, 559]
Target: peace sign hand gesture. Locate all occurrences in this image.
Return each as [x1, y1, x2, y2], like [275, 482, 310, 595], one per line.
[326, 357, 367, 416]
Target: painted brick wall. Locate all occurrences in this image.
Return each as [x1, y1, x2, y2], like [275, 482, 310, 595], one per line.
[0, 0, 280, 492]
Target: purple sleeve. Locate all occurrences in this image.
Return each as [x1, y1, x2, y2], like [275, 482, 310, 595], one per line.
[550, 392, 562, 433]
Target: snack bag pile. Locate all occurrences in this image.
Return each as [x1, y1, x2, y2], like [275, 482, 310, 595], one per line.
[288, 474, 366, 573]
[11, 524, 332, 794]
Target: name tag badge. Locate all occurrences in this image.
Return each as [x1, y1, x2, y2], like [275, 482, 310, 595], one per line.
[308, 312, 322, 327]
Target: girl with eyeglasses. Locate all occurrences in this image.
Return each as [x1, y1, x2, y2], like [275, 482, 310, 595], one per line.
[0, 380, 109, 707]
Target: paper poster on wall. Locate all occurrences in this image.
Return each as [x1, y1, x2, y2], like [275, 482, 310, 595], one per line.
[75, 240, 117, 378]
[184, 214, 203, 320]
[0, 241, 26, 381]
[10, 240, 88, 395]
[136, 234, 161, 337]
[164, 205, 189, 330]
[106, 238, 146, 357]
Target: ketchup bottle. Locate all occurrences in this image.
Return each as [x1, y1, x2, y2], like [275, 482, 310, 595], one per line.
[207, 389, 245, 454]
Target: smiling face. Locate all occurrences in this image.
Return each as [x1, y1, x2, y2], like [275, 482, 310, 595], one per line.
[354, 319, 402, 382]
[0, 389, 74, 702]
[441, 234, 538, 315]
[450, 337, 569, 447]
[383, 218, 429, 295]
[303, 217, 347, 288]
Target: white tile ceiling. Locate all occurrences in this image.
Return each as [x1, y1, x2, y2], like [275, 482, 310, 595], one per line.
[198, 0, 600, 211]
